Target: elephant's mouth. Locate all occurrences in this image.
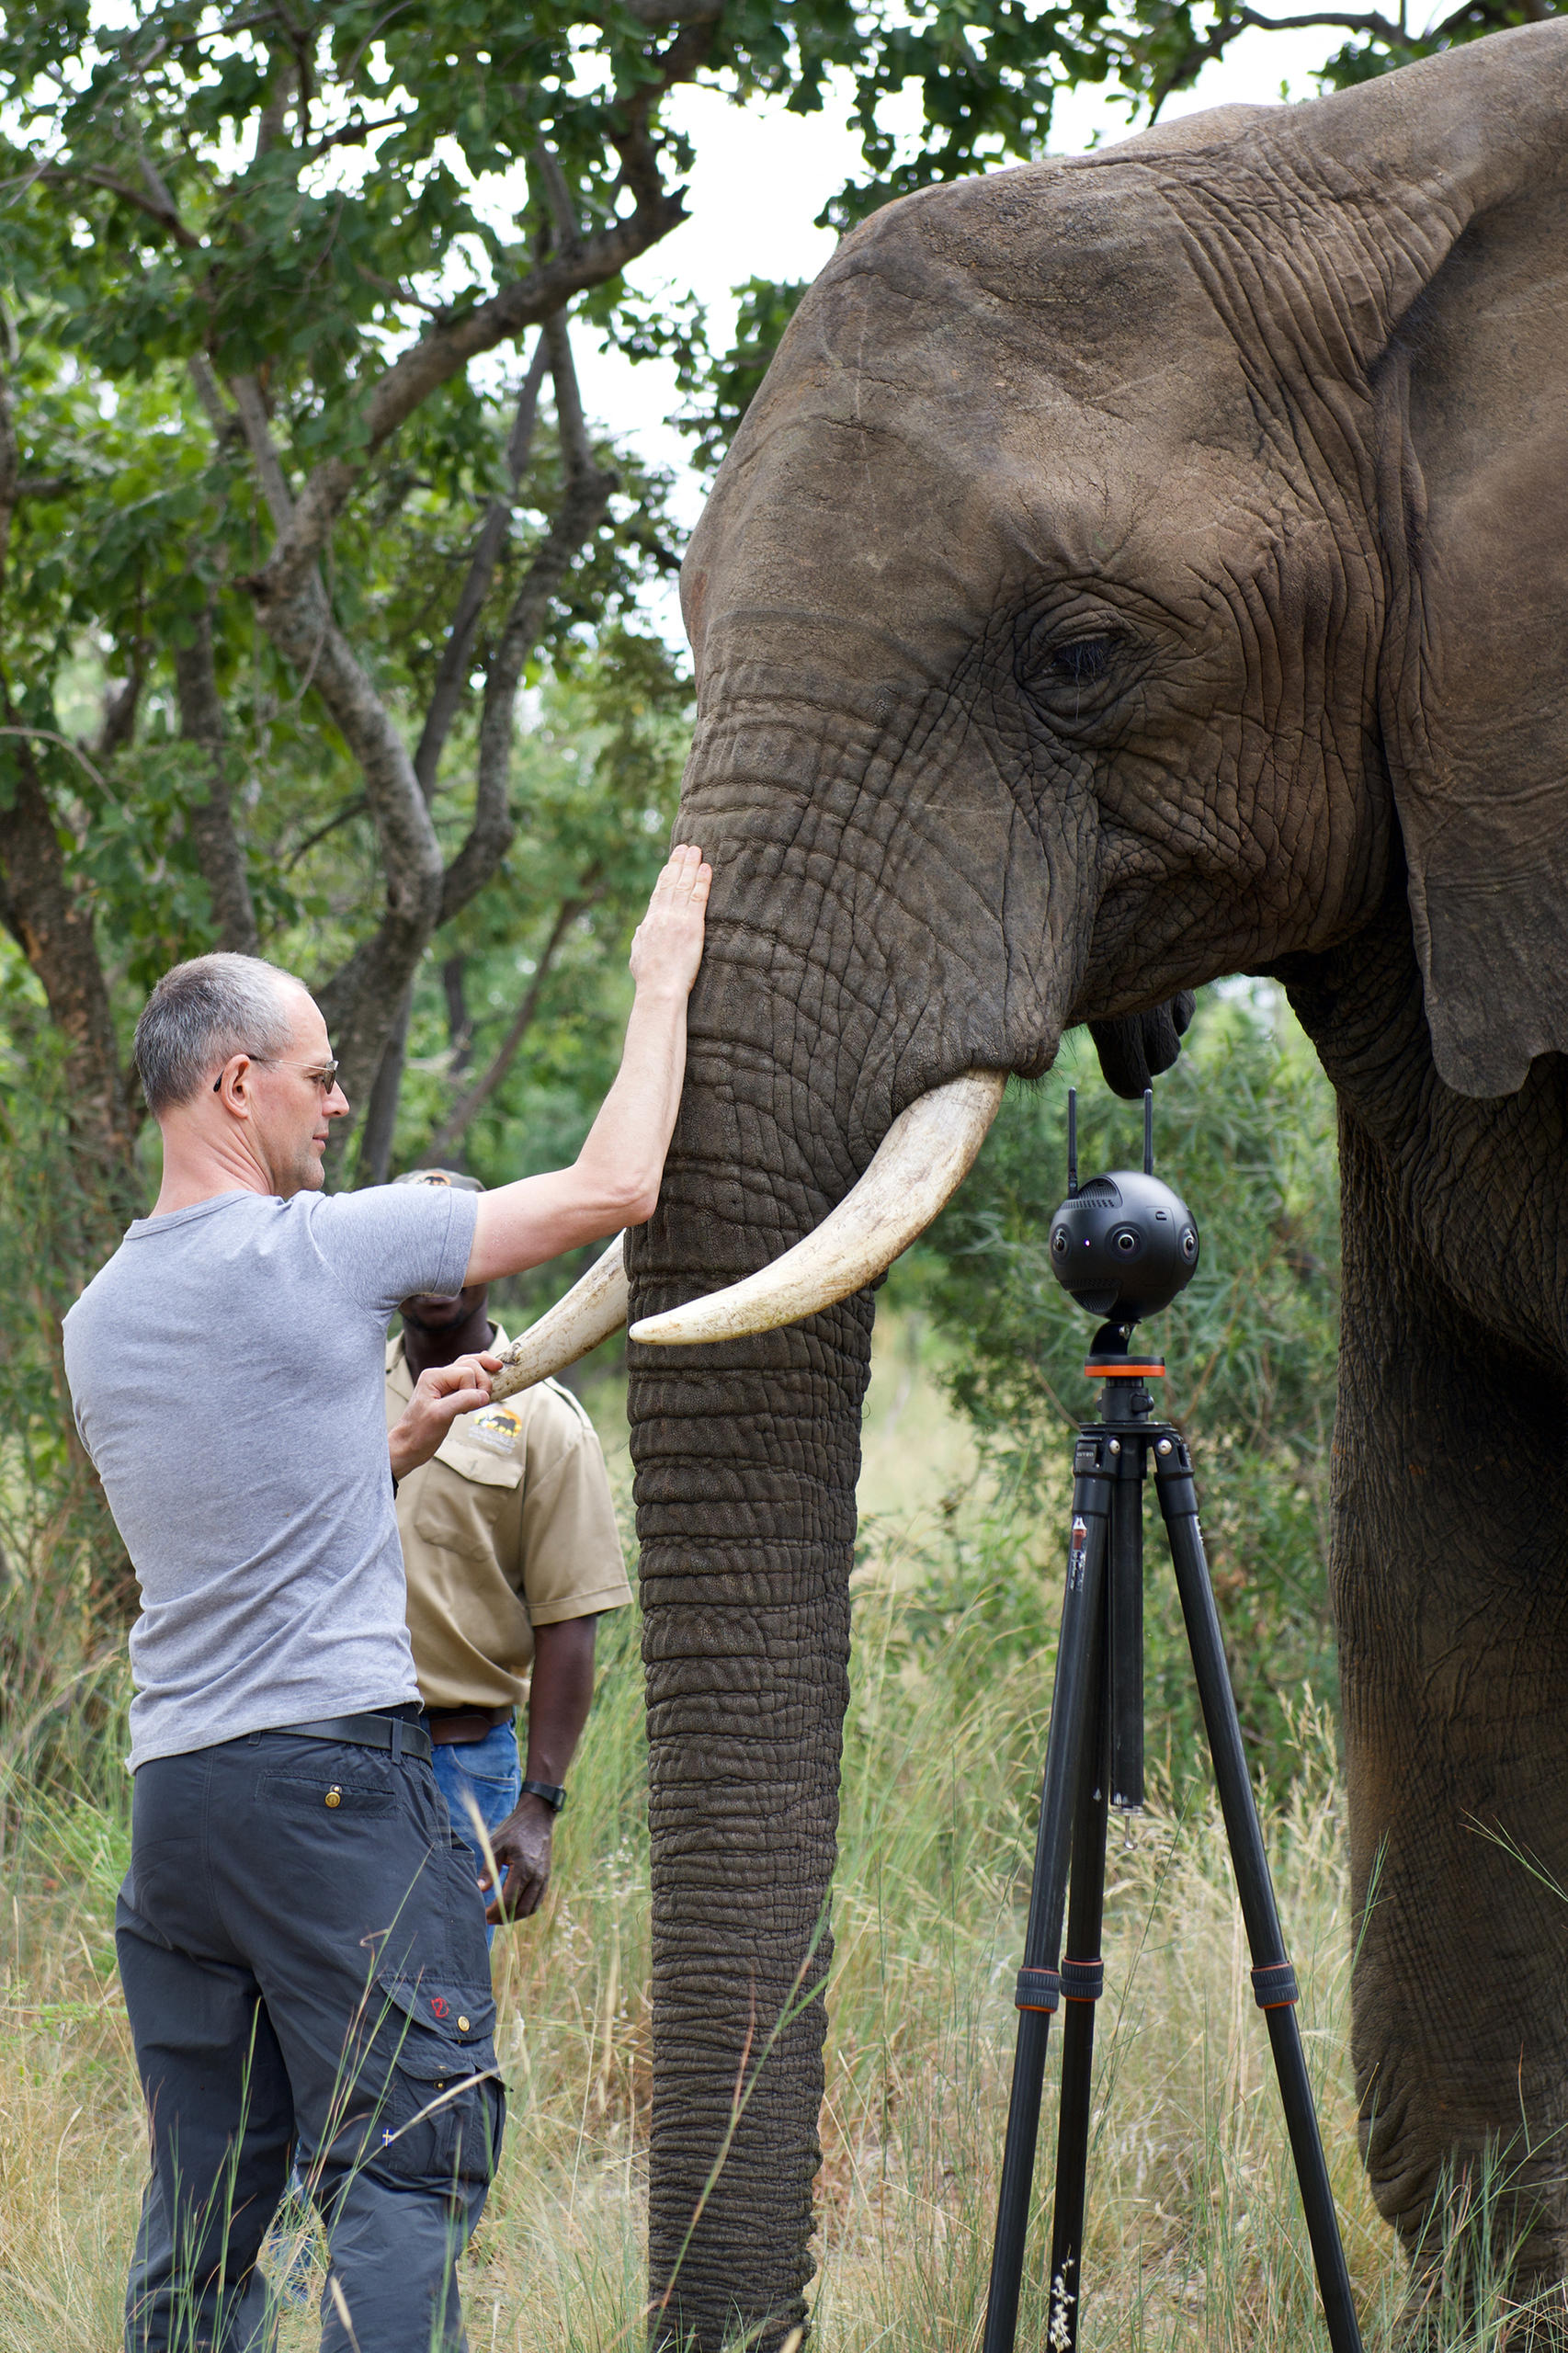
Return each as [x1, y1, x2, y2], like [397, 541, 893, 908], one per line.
[491, 1068, 1006, 1392]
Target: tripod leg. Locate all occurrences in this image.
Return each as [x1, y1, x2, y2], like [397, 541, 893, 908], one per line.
[1048, 1643, 1111, 2353]
[983, 1443, 1111, 2353]
[1153, 1437, 1365, 2353]
[1108, 1434, 1145, 1813]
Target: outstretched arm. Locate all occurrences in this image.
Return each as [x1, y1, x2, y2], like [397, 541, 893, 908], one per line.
[463, 843, 711, 1286]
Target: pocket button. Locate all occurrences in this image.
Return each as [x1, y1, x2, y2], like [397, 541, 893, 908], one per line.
[325, 1787, 342, 1809]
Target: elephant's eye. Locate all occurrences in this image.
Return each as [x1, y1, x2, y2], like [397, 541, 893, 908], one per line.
[1013, 610, 1133, 731]
[1051, 636, 1113, 685]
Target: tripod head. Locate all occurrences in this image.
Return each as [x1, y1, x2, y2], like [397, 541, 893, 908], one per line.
[1048, 1086, 1199, 1370]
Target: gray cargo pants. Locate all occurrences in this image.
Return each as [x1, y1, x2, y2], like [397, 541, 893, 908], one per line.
[115, 1716, 505, 2353]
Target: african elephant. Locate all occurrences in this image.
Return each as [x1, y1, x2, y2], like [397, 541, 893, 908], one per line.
[570, 26, 1568, 2347]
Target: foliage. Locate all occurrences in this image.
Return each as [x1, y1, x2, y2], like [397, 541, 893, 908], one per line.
[387, 625, 690, 1263]
[0, 975, 135, 1748]
[908, 989, 1342, 1779]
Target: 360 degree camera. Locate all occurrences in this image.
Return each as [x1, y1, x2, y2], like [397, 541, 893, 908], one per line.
[1048, 1087, 1200, 1326]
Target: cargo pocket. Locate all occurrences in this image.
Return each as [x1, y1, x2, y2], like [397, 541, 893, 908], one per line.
[364, 1972, 503, 2193]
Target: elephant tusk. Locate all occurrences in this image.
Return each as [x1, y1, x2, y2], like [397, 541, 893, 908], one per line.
[630, 1070, 1006, 1348]
[489, 1234, 629, 1401]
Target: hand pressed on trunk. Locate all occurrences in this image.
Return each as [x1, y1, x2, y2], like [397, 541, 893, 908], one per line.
[631, 841, 711, 999]
[463, 843, 711, 1285]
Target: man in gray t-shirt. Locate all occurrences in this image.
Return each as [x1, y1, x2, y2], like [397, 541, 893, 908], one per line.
[68, 845, 710, 2353]
[67, 1181, 477, 1768]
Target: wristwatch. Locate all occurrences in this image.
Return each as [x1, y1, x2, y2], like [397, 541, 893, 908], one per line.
[519, 1779, 566, 1813]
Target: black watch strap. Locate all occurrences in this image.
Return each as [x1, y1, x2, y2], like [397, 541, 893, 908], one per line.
[519, 1779, 566, 1813]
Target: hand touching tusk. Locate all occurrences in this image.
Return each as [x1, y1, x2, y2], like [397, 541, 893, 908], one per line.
[490, 1235, 630, 1401]
[630, 1071, 1006, 1348]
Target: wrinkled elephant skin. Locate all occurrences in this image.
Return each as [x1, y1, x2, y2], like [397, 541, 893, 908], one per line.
[625, 27, 1568, 2347]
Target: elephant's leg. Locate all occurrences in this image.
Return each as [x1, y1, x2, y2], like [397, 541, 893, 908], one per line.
[1335, 1110, 1568, 2333]
[630, 1282, 868, 2353]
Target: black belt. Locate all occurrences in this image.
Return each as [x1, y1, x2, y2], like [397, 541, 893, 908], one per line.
[267, 1711, 433, 1765]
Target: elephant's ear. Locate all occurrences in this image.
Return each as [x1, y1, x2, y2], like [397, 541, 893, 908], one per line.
[1090, 994, 1196, 1099]
[1269, 28, 1568, 1097]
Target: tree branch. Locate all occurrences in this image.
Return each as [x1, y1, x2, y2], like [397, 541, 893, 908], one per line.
[284, 791, 368, 870]
[412, 331, 550, 798]
[174, 603, 258, 955]
[229, 373, 296, 530]
[39, 164, 200, 248]
[1233, 4, 1405, 34]
[425, 888, 599, 1161]
[187, 353, 237, 440]
[439, 313, 617, 927]
[248, 23, 713, 609]
[245, 563, 444, 1126]
[94, 653, 145, 759]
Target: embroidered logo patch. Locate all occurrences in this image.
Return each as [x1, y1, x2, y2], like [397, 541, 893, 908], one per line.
[429, 1995, 449, 2019]
[469, 1405, 521, 1455]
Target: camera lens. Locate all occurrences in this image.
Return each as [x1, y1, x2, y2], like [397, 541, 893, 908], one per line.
[1181, 1227, 1198, 1261]
[1051, 1227, 1069, 1257]
[1110, 1225, 1142, 1258]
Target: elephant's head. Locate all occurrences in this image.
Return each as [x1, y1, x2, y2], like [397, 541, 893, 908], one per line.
[619, 28, 1568, 2347]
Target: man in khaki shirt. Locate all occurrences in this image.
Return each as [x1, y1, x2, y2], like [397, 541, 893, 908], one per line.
[389, 1170, 631, 1936]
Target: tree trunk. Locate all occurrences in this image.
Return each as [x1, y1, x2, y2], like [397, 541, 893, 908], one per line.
[0, 692, 138, 1190]
[0, 368, 134, 1194]
[627, 1059, 869, 2353]
[174, 604, 258, 956]
[356, 978, 415, 1185]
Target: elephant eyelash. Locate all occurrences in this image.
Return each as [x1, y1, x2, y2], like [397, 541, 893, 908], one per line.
[1010, 611, 1137, 729]
[1049, 635, 1114, 684]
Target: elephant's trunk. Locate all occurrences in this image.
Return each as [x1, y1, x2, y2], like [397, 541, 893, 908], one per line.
[627, 1105, 871, 2352]
[632, 1070, 1005, 1347]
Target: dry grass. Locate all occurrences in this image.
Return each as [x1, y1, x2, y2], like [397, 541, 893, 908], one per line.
[0, 1616, 1425, 2352]
[0, 1327, 1553, 2349]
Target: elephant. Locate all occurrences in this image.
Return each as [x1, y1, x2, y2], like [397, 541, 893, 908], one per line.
[515, 25, 1568, 2347]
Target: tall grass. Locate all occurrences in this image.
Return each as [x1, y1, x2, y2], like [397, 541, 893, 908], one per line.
[4, 1520, 1555, 2353]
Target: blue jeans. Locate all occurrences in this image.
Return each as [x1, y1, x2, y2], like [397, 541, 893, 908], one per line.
[427, 1717, 521, 1950]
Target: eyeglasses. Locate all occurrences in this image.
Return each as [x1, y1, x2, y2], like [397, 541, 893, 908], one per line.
[212, 1056, 341, 1096]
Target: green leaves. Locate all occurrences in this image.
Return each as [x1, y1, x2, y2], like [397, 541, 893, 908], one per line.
[913, 991, 1343, 1780]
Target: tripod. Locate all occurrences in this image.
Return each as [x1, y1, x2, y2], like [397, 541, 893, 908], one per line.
[983, 1328, 1364, 2353]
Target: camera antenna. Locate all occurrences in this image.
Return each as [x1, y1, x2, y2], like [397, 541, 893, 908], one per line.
[1066, 1087, 1078, 1198]
[1142, 1086, 1154, 1176]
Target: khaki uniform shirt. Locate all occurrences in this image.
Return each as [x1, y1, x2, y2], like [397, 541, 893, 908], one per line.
[386, 1329, 631, 1711]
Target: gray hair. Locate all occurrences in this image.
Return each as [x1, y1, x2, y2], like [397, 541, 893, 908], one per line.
[134, 953, 307, 1117]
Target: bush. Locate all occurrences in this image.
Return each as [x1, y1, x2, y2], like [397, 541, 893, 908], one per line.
[907, 989, 1341, 1785]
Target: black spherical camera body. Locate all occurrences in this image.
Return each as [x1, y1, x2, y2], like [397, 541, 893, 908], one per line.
[1049, 1168, 1199, 1325]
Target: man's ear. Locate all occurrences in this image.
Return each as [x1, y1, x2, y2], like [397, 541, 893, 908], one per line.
[1257, 27, 1568, 1096]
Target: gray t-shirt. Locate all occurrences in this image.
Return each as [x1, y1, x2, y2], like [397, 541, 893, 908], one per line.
[63, 1184, 479, 1768]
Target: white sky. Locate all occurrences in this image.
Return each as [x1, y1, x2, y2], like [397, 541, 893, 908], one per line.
[574, 3, 1354, 619]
